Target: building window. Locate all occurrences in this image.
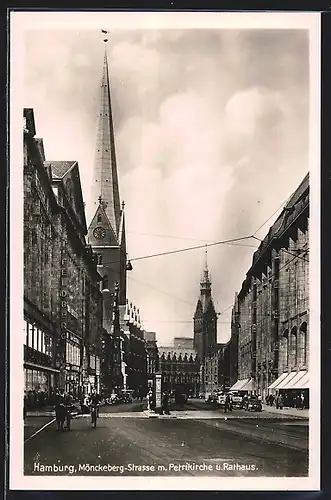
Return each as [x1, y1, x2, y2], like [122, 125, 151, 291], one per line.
[290, 326, 298, 370]
[97, 214, 102, 223]
[23, 321, 27, 345]
[28, 323, 34, 348]
[298, 322, 308, 368]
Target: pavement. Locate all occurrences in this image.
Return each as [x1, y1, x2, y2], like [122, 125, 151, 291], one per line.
[24, 412, 308, 477]
[25, 399, 309, 420]
[24, 400, 309, 443]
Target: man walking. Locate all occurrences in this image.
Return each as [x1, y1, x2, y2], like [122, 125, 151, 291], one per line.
[161, 391, 170, 415]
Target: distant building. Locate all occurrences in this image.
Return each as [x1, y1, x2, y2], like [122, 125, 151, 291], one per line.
[144, 332, 159, 377]
[173, 337, 194, 349]
[231, 174, 309, 403]
[158, 338, 200, 396]
[204, 342, 232, 394]
[120, 301, 148, 397]
[193, 251, 217, 363]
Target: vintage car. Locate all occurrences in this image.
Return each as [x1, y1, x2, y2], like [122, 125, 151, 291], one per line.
[229, 391, 244, 408]
[244, 396, 263, 412]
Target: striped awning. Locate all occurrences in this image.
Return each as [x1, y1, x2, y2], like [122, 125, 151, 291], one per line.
[230, 378, 250, 391]
[287, 371, 309, 390]
[240, 378, 254, 391]
[268, 372, 288, 389]
[276, 371, 298, 389]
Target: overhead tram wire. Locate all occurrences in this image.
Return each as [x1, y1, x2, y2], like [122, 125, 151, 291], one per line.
[252, 193, 294, 237]
[127, 275, 196, 308]
[127, 275, 234, 320]
[127, 230, 258, 248]
[97, 234, 257, 267]
[251, 236, 310, 264]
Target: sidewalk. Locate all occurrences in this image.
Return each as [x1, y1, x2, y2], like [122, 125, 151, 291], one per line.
[263, 405, 309, 419]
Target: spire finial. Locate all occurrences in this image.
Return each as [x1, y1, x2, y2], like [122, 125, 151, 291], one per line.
[204, 244, 208, 270]
[122, 201, 125, 210]
[101, 29, 108, 43]
[98, 195, 102, 204]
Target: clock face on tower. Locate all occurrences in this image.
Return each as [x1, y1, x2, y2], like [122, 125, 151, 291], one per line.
[93, 227, 106, 240]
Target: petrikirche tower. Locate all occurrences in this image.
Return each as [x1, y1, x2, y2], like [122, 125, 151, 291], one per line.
[193, 248, 217, 362]
[88, 37, 127, 307]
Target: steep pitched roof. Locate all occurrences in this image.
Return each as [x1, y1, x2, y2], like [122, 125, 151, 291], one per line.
[46, 160, 87, 234]
[88, 202, 119, 246]
[45, 161, 77, 179]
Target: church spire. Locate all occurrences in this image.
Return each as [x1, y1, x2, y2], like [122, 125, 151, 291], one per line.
[89, 37, 121, 236]
[201, 245, 211, 293]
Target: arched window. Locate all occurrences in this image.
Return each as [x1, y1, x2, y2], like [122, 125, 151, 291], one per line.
[97, 254, 103, 265]
[279, 330, 289, 372]
[290, 326, 298, 370]
[97, 214, 102, 223]
[102, 275, 108, 290]
[298, 322, 308, 368]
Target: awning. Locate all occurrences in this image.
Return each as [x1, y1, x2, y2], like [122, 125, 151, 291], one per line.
[281, 370, 307, 390]
[230, 378, 250, 391]
[276, 371, 298, 389]
[291, 371, 310, 390]
[240, 378, 254, 391]
[268, 372, 288, 389]
[24, 362, 60, 373]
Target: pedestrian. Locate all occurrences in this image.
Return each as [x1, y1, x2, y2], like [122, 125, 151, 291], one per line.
[224, 393, 230, 413]
[277, 393, 283, 410]
[228, 394, 233, 412]
[147, 388, 153, 411]
[161, 391, 170, 415]
[54, 392, 66, 431]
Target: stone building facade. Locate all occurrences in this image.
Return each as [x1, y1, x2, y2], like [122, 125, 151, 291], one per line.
[204, 342, 232, 394]
[144, 331, 159, 377]
[158, 338, 200, 396]
[24, 108, 103, 406]
[120, 301, 148, 397]
[231, 174, 309, 400]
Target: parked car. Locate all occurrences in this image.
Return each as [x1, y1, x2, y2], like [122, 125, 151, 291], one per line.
[117, 390, 134, 403]
[244, 396, 262, 412]
[206, 391, 218, 404]
[105, 393, 119, 405]
[229, 391, 243, 408]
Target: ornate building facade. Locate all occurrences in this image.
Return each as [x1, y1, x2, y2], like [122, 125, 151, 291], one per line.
[158, 338, 200, 396]
[144, 331, 159, 378]
[193, 251, 218, 391]
[120, 301, 148, 397]
[24, 108, 103, 406]
[231, 174, 309, 401]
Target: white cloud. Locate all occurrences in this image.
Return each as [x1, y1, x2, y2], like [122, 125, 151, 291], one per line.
[23, 28, 309, 344]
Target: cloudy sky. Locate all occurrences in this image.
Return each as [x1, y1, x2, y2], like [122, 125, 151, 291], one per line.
[22, 19, 313, 345]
